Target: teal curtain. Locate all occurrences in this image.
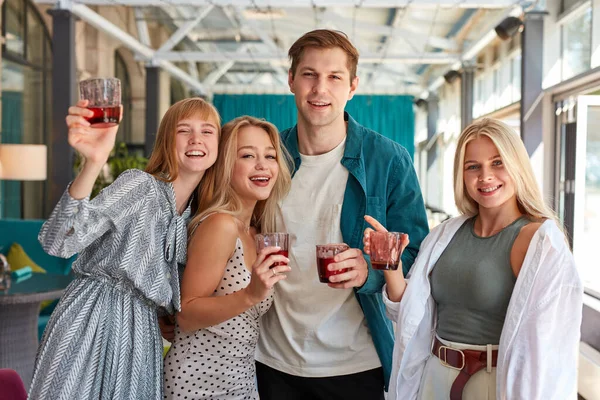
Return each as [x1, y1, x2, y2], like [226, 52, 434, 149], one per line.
[213, 94, 297, 133]
[1, 90, 23, 218]
[212, 94, 415, 158]
[345, 96, 415, 158]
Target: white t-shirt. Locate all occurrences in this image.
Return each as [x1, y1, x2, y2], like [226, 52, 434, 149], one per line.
[256, 138, 381, 377]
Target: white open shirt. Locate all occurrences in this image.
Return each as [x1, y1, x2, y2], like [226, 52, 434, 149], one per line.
[384, 215, 583, 400]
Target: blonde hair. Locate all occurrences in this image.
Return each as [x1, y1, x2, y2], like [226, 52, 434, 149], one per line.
[189, 116, 292, 235]
[453, 118, 559, 225]
[288, 29, 359, 81]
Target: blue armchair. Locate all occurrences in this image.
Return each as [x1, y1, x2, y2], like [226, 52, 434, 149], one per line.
[0, 219, 75, 275]
[0, 219, 76, 338]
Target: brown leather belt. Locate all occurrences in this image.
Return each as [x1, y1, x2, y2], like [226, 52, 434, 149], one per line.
[432, 337, 498, 400]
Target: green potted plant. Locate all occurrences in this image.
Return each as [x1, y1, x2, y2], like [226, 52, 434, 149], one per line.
[74, 142, 148, 198]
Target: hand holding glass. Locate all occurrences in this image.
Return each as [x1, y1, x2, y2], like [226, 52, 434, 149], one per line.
[79, 78, 122, 128]
[316, 243, 350, 283]
[369, 232, 403, 270]
[255, 233, 289, 267]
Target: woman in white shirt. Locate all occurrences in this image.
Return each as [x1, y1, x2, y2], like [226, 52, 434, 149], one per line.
[364, 118, 582, 400]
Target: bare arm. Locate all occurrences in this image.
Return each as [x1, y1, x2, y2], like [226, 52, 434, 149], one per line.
[510, 221, 542, 277]
[66, 99, 119, 199]
[363, 215, 409, 303]
[177, 214, 289, 333]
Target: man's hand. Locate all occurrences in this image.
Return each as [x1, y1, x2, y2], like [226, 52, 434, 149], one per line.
[327, 248, 368, 289]
[158, 314, 176, 342]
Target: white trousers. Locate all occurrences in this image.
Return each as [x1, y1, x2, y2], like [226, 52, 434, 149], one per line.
[417, 336, 498, 400]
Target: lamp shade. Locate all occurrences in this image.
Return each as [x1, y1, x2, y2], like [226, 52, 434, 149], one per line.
[0, 144, 47, 180]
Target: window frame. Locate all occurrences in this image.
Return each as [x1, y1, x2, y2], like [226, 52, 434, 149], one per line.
[558, 2, 592, 82]
[0, 0, 52, 219]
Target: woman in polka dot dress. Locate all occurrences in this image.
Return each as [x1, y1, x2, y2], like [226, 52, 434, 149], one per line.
[163, 116, 292, 399]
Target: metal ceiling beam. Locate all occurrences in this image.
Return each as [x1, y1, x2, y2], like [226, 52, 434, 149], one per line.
[360, 65, 422, 84]
[188, 61, 199, 81]
[70, 4, 206, 94]
[133, 7, 151, 46]
[157, 5, 214, 52]
[36, 0, 524, 8]
[423, 5, 523, 97]
[210, 83, 423, 95]
[367, 7, 407, 85]
[153, 51, 458, 64]
[321, 10, 459, 51]
[202, 44, 249, 85]
[232, 6, 281, 53]
[230, 6, 289, 80]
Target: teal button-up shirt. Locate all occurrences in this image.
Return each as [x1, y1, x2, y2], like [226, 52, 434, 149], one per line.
[280, 112, 429, 389]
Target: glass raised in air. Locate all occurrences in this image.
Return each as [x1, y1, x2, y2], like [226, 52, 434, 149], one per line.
[316, 243, 349, 283]
[369, 231, 403, 270]
[255, 233, 289, 267]
[79, 78, 122, 128]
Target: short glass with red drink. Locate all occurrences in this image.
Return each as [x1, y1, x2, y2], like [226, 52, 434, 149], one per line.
[79, 78, 122, 128]
[316, 243, 349, 283]
[255, 233, 289, 268]
[369, 231, 402, 270]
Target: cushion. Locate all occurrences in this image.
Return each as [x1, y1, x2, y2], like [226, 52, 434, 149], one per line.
[6, 243, 46, 274]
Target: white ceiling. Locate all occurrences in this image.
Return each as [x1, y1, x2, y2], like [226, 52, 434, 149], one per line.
[37, 0, 530, 96]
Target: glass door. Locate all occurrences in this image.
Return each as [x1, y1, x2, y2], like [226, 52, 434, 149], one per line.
[573, 95, 600, 296]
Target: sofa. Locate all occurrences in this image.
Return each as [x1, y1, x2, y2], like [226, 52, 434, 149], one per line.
[0, 219, 76, 338]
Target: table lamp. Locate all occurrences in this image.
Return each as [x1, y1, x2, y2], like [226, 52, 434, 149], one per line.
[0, 144, 47, 218]
[0, 144, 47, 180]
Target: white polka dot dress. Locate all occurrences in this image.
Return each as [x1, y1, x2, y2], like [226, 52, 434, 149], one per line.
[163, 238, 273, 399]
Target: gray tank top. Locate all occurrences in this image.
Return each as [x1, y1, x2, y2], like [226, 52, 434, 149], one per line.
[431, 216, 530, 345]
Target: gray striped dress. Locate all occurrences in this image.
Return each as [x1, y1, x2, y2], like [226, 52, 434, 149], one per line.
[29, 169, 190, 400]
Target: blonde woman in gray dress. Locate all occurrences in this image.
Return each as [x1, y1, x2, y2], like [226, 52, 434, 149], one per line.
[29, 98, 221, 400]
[163, 116, 292, 399]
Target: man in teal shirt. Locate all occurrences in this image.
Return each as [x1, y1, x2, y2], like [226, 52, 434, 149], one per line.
[255, 29, 429, 399]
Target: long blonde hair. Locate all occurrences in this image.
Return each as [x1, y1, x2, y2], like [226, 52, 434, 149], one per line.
[189, 116, 292, 236]
[453, 118, 559, 225]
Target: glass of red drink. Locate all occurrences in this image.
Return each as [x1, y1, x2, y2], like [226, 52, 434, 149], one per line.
[369, 232, 402, 270]
[316, 243, 349, 283]
[79, 78, 122, 128]
[255, 233, 289, 268]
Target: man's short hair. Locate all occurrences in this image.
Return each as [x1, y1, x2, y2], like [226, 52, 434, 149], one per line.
[288, 29, 359, 82]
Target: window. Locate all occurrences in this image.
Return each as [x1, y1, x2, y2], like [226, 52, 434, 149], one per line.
[115, 50, 132, 144]
[555, 95, 600, 297]
[577, 100, 600, 296]
[492, 67, 500, 108]
[473, 76, 483, 118]
[170, 77, 188, 105]
[0, 0, 52, 218]
[561, 6, 592, 81]
[3, 0, 24, 55]
[560, 0, 586, 14]
[510, 53, 521, 103]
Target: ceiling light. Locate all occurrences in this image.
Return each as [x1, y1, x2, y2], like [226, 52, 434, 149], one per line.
[443, 70, 461, 84]
[414, 98, 427, 108]
[494, 17, 523, 40]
